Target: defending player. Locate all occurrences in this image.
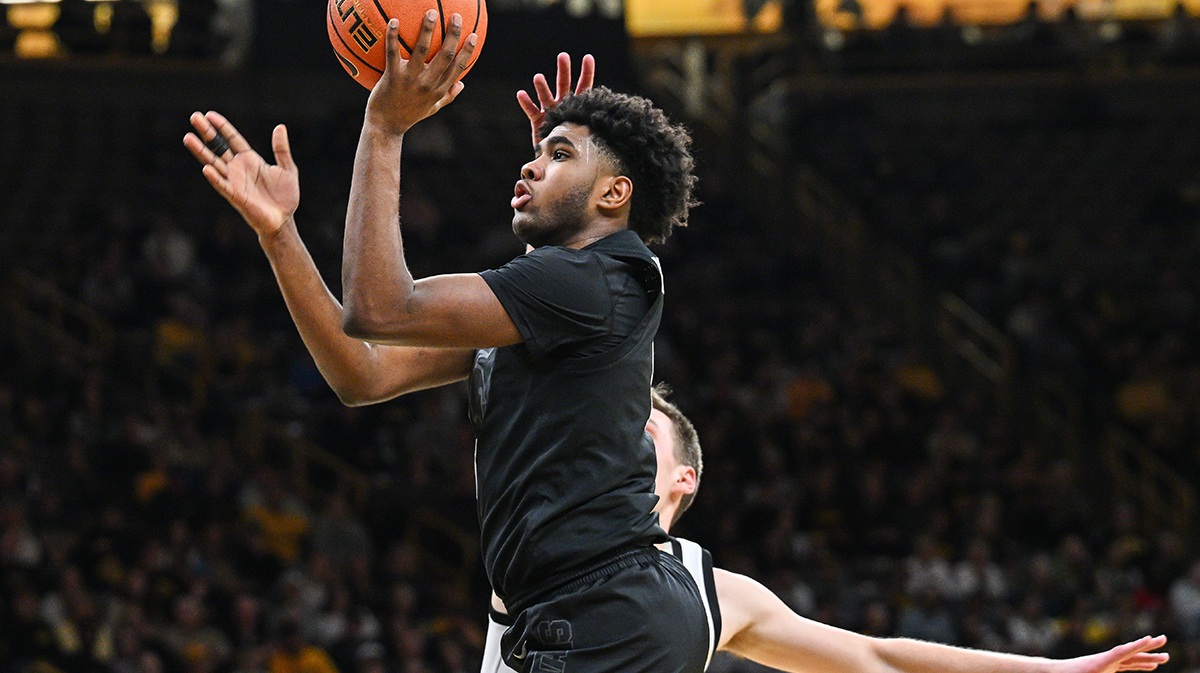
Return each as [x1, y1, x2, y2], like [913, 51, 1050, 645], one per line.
[184, 15, 705, 673]
[481, 387, 1170, 673]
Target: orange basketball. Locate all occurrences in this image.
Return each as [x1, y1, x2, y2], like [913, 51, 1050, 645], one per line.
[327, 0, 487, 91]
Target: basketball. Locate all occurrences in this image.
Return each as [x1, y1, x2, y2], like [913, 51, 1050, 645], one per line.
[327, 0, 487, 91]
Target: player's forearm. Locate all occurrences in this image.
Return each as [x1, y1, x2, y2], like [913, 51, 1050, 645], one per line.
[733, 626, 1055, 673]
[721, 571, 1059, 673]
[341, 123, 417, 341]
[870, 638, 1056, 673]
[260, 218, 394, 404]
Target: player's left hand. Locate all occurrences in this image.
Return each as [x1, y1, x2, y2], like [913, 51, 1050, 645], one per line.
[1054, 635, 1169, 673]
[517, 52, 595, 148]
[366, 11, 478, 136]
[184, 111, 299, 240]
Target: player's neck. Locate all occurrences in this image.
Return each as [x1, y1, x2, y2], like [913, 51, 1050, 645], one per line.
[561, 220, 627, 249]
[659, 508, 677, 536]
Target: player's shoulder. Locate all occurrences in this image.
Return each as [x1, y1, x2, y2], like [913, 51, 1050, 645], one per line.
[497, 243, 608, 277]
[483, 245, 607, 298]
[665, 536, 723, 668]
[664, 536, 705, 561]
[663, 537, 715, 594]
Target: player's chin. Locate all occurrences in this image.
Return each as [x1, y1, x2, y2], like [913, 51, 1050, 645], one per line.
[512, 216, 547, 248]
[511, 213, 533, 235]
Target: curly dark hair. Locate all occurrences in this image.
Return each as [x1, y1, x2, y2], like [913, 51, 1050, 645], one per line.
[541, 87, 697, 244]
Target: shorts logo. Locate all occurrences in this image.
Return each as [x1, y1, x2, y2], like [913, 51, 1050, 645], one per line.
[531, 620, 572, 672]
[531, 652, 568, 672]
[536, 620, 573, 645]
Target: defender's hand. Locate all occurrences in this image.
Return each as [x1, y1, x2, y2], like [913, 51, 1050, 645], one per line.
[184, 111, 299, 240]
[517, 52, 595, 148]
[365, 12, 478, 136]
[1054, 635, 1168, 673]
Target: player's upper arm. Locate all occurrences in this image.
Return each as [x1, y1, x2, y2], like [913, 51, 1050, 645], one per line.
[342, 273, 524, 349]
[480, 246, 615, 357]
[338, 344, 474, 406]
[343, 245, 613, 351]
[714, 569, 881, 673]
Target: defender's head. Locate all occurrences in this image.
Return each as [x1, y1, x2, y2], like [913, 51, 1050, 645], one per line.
[646, 384, 702, 529]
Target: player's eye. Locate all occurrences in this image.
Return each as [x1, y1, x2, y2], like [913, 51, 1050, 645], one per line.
[553, 150, 569, 160]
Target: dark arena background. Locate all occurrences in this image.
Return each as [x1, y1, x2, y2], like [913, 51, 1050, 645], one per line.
[4, 0, 1200, 671]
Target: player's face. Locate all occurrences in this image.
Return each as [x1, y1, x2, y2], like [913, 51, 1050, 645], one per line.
[646, 408, 681, 502]
[512, 123, 609, 248]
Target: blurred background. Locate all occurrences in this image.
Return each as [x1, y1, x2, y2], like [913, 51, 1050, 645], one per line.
[5, 0, 1200, 671]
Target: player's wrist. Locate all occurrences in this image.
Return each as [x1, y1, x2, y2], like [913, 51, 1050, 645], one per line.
[256, 215, 297, 249]
[362, 111, 413, 140]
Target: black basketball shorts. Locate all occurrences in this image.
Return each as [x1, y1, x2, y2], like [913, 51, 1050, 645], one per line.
[500, 548, 709, 673]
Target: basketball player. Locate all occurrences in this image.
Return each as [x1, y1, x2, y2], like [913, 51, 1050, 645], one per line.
[183, 15, 706, 673]
[480, 387, 1169, 673]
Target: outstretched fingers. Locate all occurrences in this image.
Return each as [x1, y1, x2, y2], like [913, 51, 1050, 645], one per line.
[1111, 636, 1169, 671]
[429, 13, 462, 84]
[517, 53, 593, 147]
[410, 11, 437, 66]
[555, 52, 572, 103]
[436, 81, 466, 112]
[530, 53, 593, 112]
[1116, 659, 1168, 672]
[384, 12, 474, 91]
[384, 18, 403, 72]
[271, 124, 294, 172]
[205, 111, 253, 155]
[184, 111, 230, 174]
[432, 15, 475, 89]
[532, 72, 554, 110]
[200, 161, 234, 200]
[517, 89, 540, 119]
[575, 54, 595, 94]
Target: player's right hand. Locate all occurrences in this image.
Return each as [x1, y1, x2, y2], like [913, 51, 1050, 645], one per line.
[517, 52, 595, 149]
[184, 111, 299, 240]
[366, 13, 476, 136]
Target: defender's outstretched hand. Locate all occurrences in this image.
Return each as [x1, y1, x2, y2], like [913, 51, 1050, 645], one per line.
[184, 111, 298, 239]
[1055, 635, 1169, 673]
[517, 52, 595, 148]
[366, 12, 478, 136]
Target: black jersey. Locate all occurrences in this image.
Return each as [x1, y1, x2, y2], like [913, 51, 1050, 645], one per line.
[471, 230, 667, 605]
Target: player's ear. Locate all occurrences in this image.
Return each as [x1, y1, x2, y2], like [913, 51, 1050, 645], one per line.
[596, 175, 632, 215]
[674, 466, 696, 496]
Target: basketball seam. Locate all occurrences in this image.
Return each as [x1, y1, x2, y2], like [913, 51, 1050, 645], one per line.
[370, 0, 414, 54]
[436, 0, 446, 44]
[472, 0, 480, 34]
[329, 1, 384, 74]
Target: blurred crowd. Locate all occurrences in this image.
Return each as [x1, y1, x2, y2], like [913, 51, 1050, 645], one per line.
[793, 76, 1200, 482]
[4, 70, 1200, 673]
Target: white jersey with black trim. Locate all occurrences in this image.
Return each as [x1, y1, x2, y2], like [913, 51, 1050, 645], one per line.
[479, 537, 722, 673]
[665, 537, 722, 670]
[481, 610, 514, 673]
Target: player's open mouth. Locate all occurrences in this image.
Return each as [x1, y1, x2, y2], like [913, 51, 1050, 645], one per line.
[512, 182, 532, 209]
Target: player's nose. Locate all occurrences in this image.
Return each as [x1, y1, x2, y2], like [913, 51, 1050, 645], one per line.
[520, 160, 541, 181]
